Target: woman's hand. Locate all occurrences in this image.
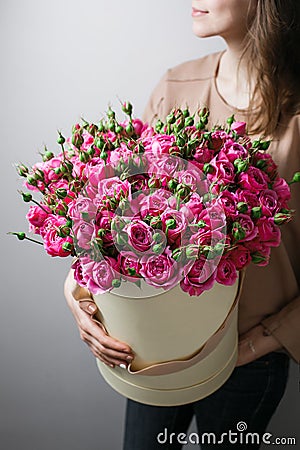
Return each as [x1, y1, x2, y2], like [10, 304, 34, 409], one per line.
[236, 324, 283, 366]
[64, 269, 134, 369]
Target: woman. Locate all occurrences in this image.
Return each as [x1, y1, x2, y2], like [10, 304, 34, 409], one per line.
[64, 1, 300, 448]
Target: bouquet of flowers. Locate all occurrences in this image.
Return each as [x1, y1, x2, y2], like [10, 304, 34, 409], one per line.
[11, 103, 299, 297]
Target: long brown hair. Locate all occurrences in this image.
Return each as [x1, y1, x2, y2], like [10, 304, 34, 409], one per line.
[243, 0, 300, 136]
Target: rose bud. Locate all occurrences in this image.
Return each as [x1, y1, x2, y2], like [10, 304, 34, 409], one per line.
[57, 132, 65, 145]
[168, 179, 178, 190]
[150, 216, 162, 229]
[106, 106, 116, 119]
[182, 108, 190, 118]
[98, 121, 105, 132]
[152, 243, 165, 254]
[231, 121, 246, 136]
[17, 164, 29, 177]
[234, 158, 249, 173]
[112, 279, 121, 288]
[42, 151, 54, 162]
[61, 241, 73, 252]
[165, 218, 176, 230]
[172, 248, 183, 261]
[155, 119, 164, 133]
[184, 117, 194, 127]
[186, 244, 199, 259]
[88, 123, 98, 136]
[232, 222, 246, 241]
[108, 120, 116, 132]
[203, 163, 214, 175]
[290, 172, 300, 184]
[21, 192, 33, 202]
[122, 101, 133, 116]
[226, 115, 235, 127]
[26, 175, 37, 186]
[126, 122, 134, 135]
[72, 132, 84, 149]
[237, 202, 248, 213]
[274, 212, 292, 225]
[166, 112, 176, 124]
[153, 232, 163, 243]
[56, 188, 68, 199]
[251, 206, 262, 219]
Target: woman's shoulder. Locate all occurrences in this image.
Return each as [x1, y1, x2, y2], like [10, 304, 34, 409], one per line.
[165, 51, 222, 83]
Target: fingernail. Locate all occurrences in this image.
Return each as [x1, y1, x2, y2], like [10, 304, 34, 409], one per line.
[126, 356, 133, 362]
[88, 304, 96, 314]
[119, 363, 127, 369]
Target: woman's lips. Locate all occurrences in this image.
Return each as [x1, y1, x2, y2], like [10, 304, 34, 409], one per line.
[192, 7, 209, 17]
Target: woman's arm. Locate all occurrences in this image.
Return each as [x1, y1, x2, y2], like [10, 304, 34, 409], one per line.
[64, 269, 134, 368]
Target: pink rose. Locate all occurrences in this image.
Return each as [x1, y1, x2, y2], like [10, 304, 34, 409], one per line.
[227, 245, 251, 270]
[259, 189, 278, 217]
[84, 257, 120, 294]
[180, 256, 216, 296]
[272, 178, 291, 207]
[232, 214, 258, 242]
[208, 157, 235, 185]
[257, 217, 281, 247]
[236, 189, 259, 209]
[68, 197, 97, 221]
[239, 167, 269, 192]
[216, 257, 238, 286]
[26, 204, 51, 233]
[96, 177, 131, 204]
[73, 220, 94, 250]
[231, 121, 246, 135]
[118, 251, 141, 279]
[40, 215, 73, 257]
[124, 220, 154, 253]
[137, 190, 170, 218]
[253, 151, 278, 180]
[144, 134, 176, 158]
[220, 142, 249, 162]
[140, 250, 179, 289]
[161, 208, 188, 246]
[218, 191, 238, 217]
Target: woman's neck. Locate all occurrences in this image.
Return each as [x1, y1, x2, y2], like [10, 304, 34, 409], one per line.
[216, 45, 254, 110]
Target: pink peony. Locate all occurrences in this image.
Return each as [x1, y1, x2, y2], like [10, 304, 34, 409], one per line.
[239, 167, 269, 192]
[40, 215, 73, 257]
[227, 245, 251, 270]
[161, 208, 188, 246]
[83, 257, 120, 294]
[124, 220, 154, 253]
[259, 189, 279, 217]
[257, 217, 281, 247]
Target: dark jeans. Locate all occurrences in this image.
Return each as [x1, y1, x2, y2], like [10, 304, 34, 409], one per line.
[123, 352, 290, 449]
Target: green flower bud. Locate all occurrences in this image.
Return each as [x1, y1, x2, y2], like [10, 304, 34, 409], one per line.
[274, 212, 292, 225]
[17, 164, 29, 177]
[155, 119, 164, 133]
[126, 122, 134, 135]
[122, 101, 133, 116]
[196, 121, 206, 131]
[203, 163, 214, 175]
[54, 167, 61, 175]
[87, 147, 96, 157]
[115, 125, 123, 134]
[21, 192, 32, 202]
[107, 106, 115, 119]
[26, 175, 37, 186]
[168, 179, 178, 190]
[56, 188, 68, 199]
[251, 206, 262, 219]
[255, 159, 267, 170]
[62, 242, 73, 252]
[166, 113, 176, 124]
[186, 244, 199, 259]
[42, 151, 54, 162]
[72, 132, 84, 149]
[127, 267, 136, 276]
[196, 220, 206, 228]
[166, 218, 176, 229]
[66, 219, 73, 228]
[226, 115, 235, 127]
[182, 108, 190, 118]
[57, 132, 65, 145]
[172, 248, 183, 261]
[88, 123, 98, 136]
[232, 222, 246, 241]
[94, 136, 105, 149]
[112, 278, 121, 288]
[79, 152, 89, 163]
[234, 158, 249, 173]
[184, 117, 194, 127]
[150, 216, 162, 228]
[290, 172, 300, 184]
[107, 120, 116, 132]
[59, 226, 71, 237]
[237, 202, 248, 213]
[251, 252, 267, 265]
[98, 121, 105, 132]
[152, 243, 164, 254]
[16, 232, 26, 240]
[153, 232, 163, 243]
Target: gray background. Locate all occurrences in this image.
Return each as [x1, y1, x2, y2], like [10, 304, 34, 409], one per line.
[1, 1, 299, 449]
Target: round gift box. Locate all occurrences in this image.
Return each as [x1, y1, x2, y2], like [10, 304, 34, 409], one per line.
[92, 273, 243, 406]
